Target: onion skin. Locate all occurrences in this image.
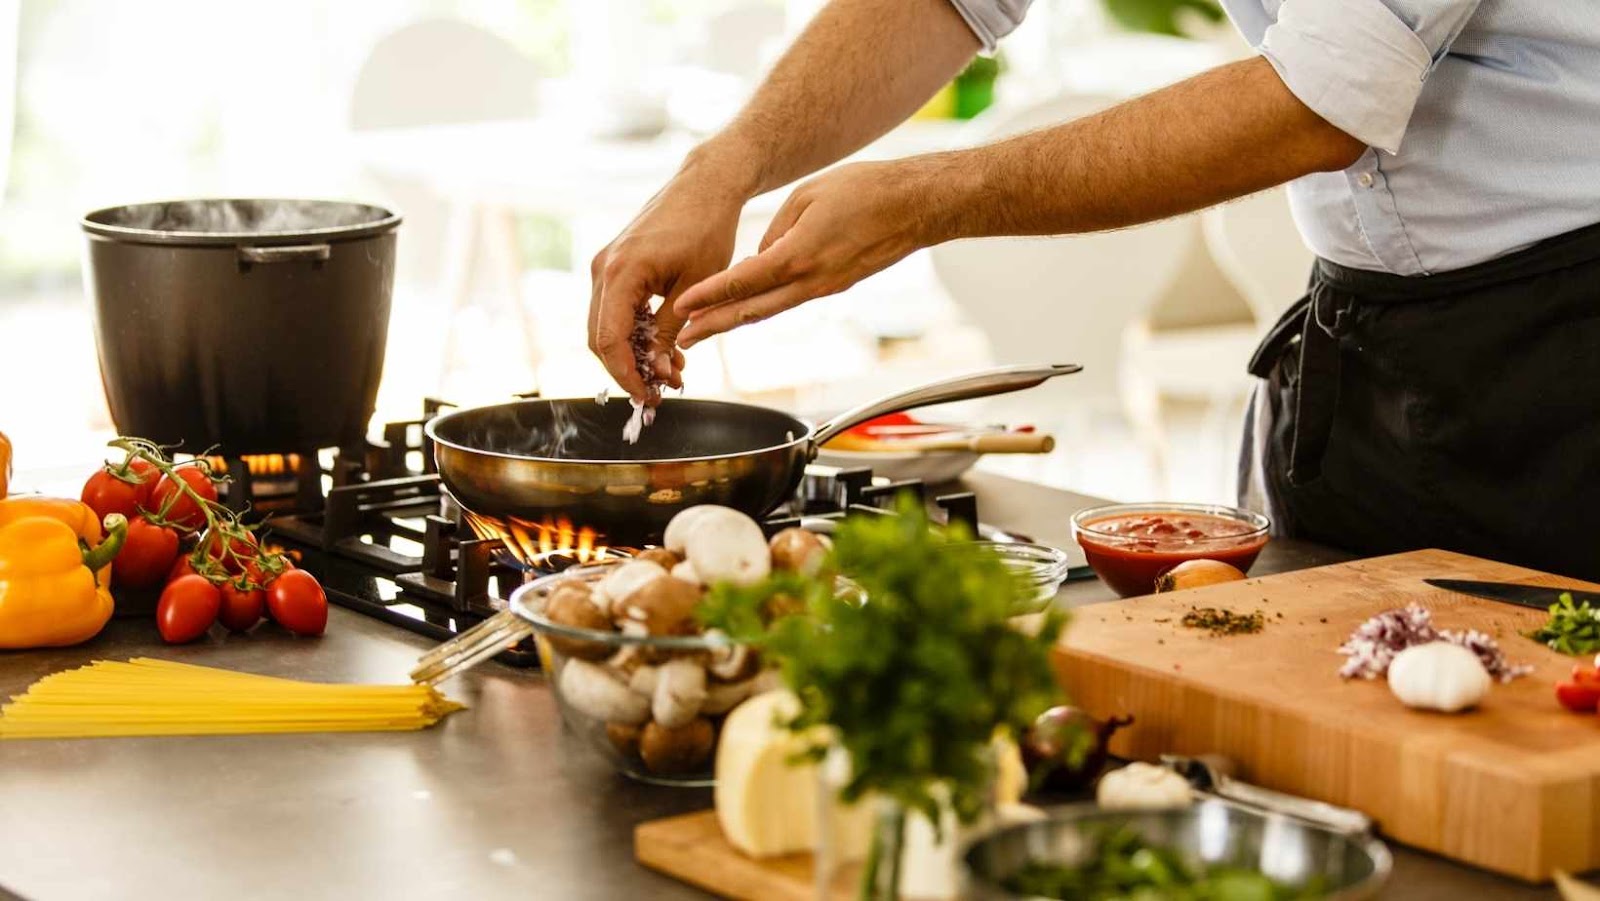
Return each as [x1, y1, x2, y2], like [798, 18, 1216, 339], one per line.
[1153, 559, 1247, 593]
[1021, 705, 1133, 795]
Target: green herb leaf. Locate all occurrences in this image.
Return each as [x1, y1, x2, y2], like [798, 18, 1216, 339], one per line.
[1528, 592, 1600, 657]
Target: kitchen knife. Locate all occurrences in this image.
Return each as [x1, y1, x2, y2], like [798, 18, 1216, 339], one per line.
[1424, 578, 1596, 610]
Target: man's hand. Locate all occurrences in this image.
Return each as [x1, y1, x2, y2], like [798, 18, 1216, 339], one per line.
[588, 160, 750, 402]
[674, 156, 960, 348]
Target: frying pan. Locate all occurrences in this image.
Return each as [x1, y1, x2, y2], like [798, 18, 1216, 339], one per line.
[425, 363, 1079, 541]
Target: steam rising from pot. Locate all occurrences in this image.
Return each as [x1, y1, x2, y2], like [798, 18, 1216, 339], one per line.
[89, 199, 393, 236]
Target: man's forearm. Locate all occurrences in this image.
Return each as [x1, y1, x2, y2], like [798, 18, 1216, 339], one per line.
[932, 58, 1366, 240]
[689, 0, 981, 200]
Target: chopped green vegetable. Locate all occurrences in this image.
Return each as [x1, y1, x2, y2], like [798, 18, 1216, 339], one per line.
[1181, 606, 1265, 636]
[1000, 825, 1324, 900]
[1528, 593, 1600, 656]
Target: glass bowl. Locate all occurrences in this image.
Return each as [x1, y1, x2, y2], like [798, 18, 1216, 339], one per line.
[976, 542, 1071, 612]
[1071, 503, 1270, 598]
[511, 564, 765, 787]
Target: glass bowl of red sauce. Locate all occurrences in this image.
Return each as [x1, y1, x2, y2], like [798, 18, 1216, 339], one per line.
[1071, 503, 1270, 598]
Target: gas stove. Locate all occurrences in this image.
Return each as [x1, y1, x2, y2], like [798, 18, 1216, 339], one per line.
[252, 400, 1029, 667]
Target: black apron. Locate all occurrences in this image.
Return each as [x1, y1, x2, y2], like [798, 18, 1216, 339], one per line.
[1239, 220, 1600, 581]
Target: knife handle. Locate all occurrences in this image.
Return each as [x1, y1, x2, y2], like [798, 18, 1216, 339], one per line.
[1206, 779, 1375, 835]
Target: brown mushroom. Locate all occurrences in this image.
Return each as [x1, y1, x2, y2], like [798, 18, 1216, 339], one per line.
[614, 575, 702, 636]
[769, 528, 830, 576]
[634, 547, 682, 569]
[705, 632, 759, 682]
[595, 560, 670, 619]
[542, 581, 615, 660]
[652, 657, 709, 728]
[639, 717, 716, 775]
[606, 721, 643, 759]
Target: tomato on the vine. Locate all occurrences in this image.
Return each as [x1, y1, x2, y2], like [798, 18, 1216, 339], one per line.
[200, 528, 258, 575]
[168, 553, 204, 585]
[218, 582, 265, 632]
[157, 575, 221, 643]
[266, 570, 328, 637]
[112, 517, 180, 589]
[127, 458, 160, 508]
[150, 466, 220, 531]
[82, 470, 141, 522]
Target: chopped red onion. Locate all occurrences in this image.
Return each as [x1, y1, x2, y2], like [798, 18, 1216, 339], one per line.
[621, 307, 667, 445]
[1337, 603, 1531, 683]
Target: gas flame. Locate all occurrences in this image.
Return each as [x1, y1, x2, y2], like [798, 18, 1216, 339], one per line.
[207, 455, 301, 476]
[463, 512, 610, 568]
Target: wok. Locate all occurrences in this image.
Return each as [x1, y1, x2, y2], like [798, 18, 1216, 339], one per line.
[425, 364, 1079, 541]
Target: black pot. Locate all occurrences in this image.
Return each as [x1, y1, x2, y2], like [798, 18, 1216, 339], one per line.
[82, 199, 401, 454]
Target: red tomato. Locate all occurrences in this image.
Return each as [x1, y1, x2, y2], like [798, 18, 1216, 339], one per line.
[218, 582, 265, 632]
[1571, 665, 1600, 686]
[81, 469, 143, 522]
[150, 466, 220, 532]
[127, 458, 160, 509]
[168, 554, 203, 584]
[200, 528, 258, 575]
[112, 517, 181, 589]
[1555, 679, 1600, 714]
[156, 575, 222, 643]
[266, 570, 328, 637]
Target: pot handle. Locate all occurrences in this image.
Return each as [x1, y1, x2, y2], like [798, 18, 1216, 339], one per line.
[811, 363, 1081, 447]
[238, 244, 331, 264]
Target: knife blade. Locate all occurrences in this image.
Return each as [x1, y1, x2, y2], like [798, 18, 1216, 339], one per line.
[1424, 578, 1596, 611]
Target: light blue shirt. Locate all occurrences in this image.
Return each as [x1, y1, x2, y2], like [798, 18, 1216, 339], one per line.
[947, 0, 1600, 275]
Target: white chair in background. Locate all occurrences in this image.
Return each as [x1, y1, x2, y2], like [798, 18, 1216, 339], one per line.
[927, 93, 1196, 486]
[1117, 185, 1312, 495]
[347, 18, 544, 392]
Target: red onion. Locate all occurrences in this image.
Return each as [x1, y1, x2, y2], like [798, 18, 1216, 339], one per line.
[1337, 603, 1531, 683]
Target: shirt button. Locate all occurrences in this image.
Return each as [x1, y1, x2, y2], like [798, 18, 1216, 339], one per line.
[1357, 172, 1375, 188]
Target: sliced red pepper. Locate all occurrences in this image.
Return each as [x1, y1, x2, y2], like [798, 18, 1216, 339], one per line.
[1555, 680, 1600, 713]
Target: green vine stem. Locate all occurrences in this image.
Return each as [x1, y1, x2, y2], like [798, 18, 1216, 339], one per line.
[106, 437, 291, 590]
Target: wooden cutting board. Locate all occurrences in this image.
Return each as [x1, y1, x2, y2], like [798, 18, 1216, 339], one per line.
[1054, 548, 1599, 882]
[635, 810, 860, 900]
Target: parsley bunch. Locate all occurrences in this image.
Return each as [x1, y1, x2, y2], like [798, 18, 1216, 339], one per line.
[701, 497, 1066, 832]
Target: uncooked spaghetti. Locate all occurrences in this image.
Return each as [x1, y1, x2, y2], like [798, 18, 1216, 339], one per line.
[0, 658, 463, 739]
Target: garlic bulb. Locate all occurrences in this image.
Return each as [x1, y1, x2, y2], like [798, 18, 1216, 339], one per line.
[1387, 641, 1490, 712]
[1095, 762, 1193, 811]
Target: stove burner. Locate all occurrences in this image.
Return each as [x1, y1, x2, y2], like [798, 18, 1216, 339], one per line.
[252, 397, 1013, 669]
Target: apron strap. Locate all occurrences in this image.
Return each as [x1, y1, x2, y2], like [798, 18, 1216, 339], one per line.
[1246, 281, 1358, 485]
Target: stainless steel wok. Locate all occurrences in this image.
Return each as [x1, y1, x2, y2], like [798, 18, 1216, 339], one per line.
[425, 363, 1079, 541]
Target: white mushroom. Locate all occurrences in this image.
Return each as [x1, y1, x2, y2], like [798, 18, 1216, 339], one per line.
[664, 506, 724, 555]
[683, 508, 771, 587]
[595, 560, 669, 614]
[769, 527, 830, 576]
[628, 664, 660, 697]
[653, 657, 709, 728]
[702, 676, 760, 714]
[559, 658, 650, 725]
[705, 631, 758, 682]
[671, 559, 702, 587]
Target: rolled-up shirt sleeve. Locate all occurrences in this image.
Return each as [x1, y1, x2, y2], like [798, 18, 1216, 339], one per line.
[1259, 0, 1482, 154]
[944, 0, 1034, 54]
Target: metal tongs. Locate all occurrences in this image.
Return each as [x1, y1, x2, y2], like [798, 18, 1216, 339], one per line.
[1161, 754, 1376, 835]
[409, 608, 538, 686]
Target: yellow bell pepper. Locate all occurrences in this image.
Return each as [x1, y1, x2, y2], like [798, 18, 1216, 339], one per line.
[0, 507, 126, 649]
[0, 430, 11, 499]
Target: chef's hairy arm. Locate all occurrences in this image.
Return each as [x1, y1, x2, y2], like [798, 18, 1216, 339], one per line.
[588, 0, 1366, 386]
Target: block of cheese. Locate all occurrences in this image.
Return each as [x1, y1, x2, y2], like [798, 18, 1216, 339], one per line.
[714, 691, 872, 859]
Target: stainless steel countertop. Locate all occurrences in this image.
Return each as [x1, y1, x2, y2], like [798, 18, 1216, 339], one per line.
[0, 472, 1559, 900]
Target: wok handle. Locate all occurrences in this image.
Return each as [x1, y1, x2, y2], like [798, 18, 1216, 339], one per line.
[811, 363, 1081, 447]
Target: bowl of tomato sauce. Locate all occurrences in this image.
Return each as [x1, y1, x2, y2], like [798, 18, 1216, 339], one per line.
[1071, 503, 1270, 598]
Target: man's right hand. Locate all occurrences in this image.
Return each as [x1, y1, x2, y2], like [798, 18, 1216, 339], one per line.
[588, 157, 750, 403]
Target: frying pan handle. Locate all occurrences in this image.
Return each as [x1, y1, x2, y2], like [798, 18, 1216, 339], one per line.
[811, 363, 1081, 447]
